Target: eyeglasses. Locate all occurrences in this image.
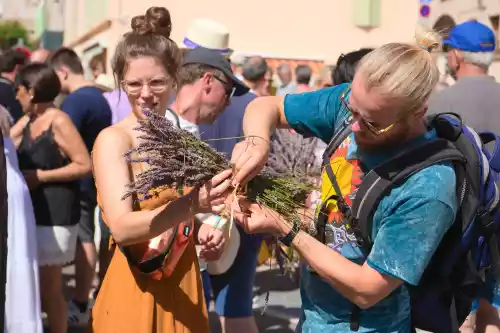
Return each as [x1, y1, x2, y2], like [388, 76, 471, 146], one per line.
[340, 85, 397, 136]
[122, 77, 170, 96]
[212, 74, 235, 99]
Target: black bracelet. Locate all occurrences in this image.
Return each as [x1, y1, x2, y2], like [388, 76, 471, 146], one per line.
[279, 218, 301, 247]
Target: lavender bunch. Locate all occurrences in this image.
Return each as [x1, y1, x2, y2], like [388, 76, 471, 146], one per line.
[265, 129, 321, 183]
[262, 129, 322, 277]
[123, 110, 317, 228]
[123, 110, 231, 199]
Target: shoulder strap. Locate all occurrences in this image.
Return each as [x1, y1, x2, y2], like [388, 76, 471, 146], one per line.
[479, 132, 500, 173]
[320, 118, 354, 215]
[321, 116, 353, 166]
[351, 139, 466, 254]
[164, 109, 185, 195]
[21, 119, 32, 142]
[166, 108, 181, 129]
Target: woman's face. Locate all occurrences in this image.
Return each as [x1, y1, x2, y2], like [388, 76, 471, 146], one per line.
[122, 56, 173, 117]
[15, 85, 33, 114]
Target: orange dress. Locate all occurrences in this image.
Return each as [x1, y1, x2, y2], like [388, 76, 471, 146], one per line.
[87, 189, 209, 333]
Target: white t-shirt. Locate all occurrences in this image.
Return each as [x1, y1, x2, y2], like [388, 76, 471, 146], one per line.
[165, 109, 199, 137]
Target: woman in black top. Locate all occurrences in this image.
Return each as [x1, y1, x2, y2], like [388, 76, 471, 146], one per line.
[10, 63, 91, 333]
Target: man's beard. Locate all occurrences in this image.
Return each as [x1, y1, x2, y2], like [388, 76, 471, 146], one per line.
[354, 124, 412, 153]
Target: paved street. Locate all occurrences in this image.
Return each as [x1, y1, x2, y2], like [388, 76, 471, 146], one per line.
[56, 264, 437, 333]
[56, 264, 300, 333]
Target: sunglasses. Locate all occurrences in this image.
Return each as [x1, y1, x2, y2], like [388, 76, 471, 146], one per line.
[212, 74, 235, 99]
[340, 85, 397, 136]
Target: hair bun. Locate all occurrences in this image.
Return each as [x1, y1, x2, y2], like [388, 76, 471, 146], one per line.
[131, 15, 153, 35]
[415, 25, 442, 53]
[145, 7, 172, 39]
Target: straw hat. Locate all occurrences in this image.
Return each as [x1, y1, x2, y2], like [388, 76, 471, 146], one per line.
[196, 214, 240, 275]
[183, 19, 233, 56]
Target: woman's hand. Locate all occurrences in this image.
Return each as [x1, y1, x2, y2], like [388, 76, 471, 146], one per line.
[22, 169, 41, 190]
[197, 224, 226, 261]
[230, 197, 288, 236]
[192, 169, 233, 215]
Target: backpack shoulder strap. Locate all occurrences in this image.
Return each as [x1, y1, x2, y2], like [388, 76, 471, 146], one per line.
[321, 116, 353, 166]
[319, 117, 354, 214]
[479, 131, 500, 173]
[351, 138, 466, 254]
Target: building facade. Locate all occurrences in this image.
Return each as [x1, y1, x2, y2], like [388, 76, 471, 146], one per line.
[0, 0, 38, 35]
[62, 0, 422, 80]
[61, 0, 500, 84]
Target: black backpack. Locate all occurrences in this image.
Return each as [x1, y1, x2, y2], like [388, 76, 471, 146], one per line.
[317, 113, 500, 332]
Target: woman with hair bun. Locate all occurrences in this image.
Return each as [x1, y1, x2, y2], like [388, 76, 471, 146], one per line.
[89, 7, 230, 333]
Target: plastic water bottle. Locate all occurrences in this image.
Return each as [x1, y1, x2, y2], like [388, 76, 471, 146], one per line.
[197, 245, 207, 271]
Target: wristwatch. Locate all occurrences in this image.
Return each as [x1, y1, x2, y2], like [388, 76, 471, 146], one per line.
[278, 220, 301, 247]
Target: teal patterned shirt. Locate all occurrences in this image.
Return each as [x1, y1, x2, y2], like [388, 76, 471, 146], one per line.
[284, 85, 458, 332]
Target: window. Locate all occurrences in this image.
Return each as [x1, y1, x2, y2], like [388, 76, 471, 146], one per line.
[352, 0, 381, 29]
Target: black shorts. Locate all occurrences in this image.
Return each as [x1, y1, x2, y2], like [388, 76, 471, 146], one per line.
[77, 192, 97, 243]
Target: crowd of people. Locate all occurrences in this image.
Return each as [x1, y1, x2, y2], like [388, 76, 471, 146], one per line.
[1, 5, 500, 333]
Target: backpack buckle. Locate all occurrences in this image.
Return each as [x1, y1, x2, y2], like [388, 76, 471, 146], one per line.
[477, 209, 495, 235]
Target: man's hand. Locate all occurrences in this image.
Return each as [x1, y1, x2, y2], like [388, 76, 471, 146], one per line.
[197, 224, 226, 261]
[230, 138, 270, 186]
[230, 198, 289, 236]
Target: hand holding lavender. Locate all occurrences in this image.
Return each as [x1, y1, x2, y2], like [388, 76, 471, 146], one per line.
[123, 110, 318, 230]
[189, 169, 233, 215]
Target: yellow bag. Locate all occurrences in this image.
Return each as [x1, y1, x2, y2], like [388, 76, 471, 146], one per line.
[257, 241, 271, 265]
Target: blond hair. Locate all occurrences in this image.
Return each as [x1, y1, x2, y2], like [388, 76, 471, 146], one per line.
[357, 26, 442, 114]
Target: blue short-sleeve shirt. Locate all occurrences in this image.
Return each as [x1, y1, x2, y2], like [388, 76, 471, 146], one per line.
[284, 85, 458, 332]
[61, 86, 112, 197]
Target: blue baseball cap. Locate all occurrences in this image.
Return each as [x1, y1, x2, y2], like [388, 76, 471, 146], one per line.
[444, 21, 496, 52]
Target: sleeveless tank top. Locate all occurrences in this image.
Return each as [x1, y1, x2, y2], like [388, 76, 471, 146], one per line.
[17, 121, 79, 226]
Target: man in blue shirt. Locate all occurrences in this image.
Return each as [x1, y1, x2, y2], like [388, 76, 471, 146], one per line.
[230, 33, 457, 332]
[48, 48, 112, 326]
